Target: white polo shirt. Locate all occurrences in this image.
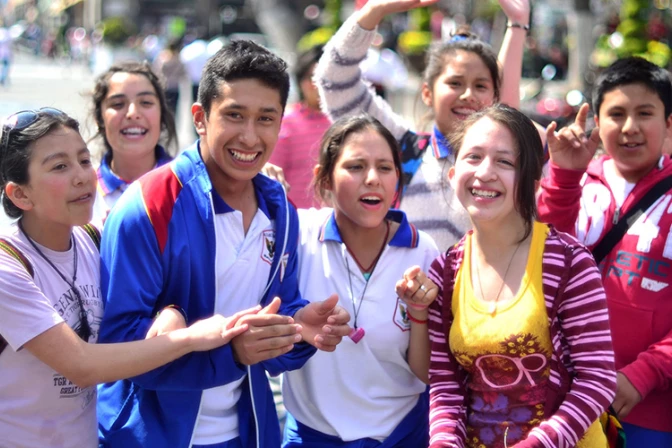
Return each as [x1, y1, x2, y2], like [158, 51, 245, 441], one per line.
[192, 190, 274, 445]
[282, 208, 439, 441]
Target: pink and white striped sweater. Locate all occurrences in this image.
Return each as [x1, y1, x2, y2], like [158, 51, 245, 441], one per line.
[427, 226, 617, 447]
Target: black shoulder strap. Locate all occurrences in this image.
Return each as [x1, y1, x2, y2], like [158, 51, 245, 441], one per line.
[592, 175, 672, 264]
[80, 223, 101, 251]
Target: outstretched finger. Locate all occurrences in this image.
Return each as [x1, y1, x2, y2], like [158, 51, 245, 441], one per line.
[403, 265, 422, 282]
[315, 293, 340, 316]
[574, 103, 590, 131]
[545, 121, 558, 148]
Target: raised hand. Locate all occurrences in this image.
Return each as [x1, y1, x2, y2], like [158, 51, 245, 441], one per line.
[395, 265, 439, 312]
[231, 298, 303, 365]
[498, 0, 530, 25]
[546, 103, 601, 171]
[293, 294, 351, 352]
[358, 0, 440, 30]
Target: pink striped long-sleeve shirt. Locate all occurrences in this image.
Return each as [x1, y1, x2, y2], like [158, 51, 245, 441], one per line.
[427, 226, 617, 448]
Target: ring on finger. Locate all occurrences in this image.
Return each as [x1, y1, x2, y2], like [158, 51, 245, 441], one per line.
[419, 284, 428, 293]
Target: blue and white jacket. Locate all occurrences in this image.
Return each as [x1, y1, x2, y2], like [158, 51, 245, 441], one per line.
[97, 143, 315, 448]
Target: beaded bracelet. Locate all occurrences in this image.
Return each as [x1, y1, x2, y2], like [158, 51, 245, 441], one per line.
[157, 304, 188, 322]
[507, 21, 530, 32]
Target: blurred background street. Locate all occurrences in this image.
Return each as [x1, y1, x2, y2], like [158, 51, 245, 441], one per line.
[1, 0, 671, 228]
[0, 50, 197, 226]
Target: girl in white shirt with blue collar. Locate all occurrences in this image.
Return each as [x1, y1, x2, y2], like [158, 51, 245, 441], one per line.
[283, 114, 440, 447]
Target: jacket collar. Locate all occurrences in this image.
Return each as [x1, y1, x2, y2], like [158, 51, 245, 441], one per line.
[97, 145, 172, 195]
[178, 141, 284, 222]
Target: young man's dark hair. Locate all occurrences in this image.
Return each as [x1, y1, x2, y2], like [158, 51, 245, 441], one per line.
[592, 56, 672, 118]
[198, 40, 290, 115]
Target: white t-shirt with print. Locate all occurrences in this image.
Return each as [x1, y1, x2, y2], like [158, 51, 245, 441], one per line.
[0, 224, 103, 448]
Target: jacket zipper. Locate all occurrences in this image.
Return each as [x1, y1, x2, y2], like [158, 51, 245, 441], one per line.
[248, 365, 260, 447]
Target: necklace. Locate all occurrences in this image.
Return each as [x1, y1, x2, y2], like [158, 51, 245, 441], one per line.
[474, 238, 523, 316]
[19, 223, 92, 341]
[343, 221, 390, 343]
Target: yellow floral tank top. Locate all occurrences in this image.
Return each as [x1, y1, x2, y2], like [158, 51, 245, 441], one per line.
[450, 222, 606, 448]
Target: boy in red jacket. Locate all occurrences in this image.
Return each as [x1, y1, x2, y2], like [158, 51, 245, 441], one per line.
[538, 56, 672, 446]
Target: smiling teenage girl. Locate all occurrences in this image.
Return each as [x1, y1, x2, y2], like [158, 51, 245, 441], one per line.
[315, 0, 534, 251]
[423, 104, 616, 447]
[281, 114, 440, 447]
[0, 108, 257, 448]
[90, 61, 177, 222]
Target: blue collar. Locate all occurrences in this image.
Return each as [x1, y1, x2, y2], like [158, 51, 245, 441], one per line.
[211, 179, 271, 218]
[97, 145, 172, 195]
[431, 126, 453, 159]
[318, 209, 419, 248]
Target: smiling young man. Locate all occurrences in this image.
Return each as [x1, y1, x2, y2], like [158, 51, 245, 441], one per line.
[96, 40, 350, 448]
[539, 56, 672, 447]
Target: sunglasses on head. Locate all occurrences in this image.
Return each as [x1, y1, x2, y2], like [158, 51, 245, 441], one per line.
[1, 107, 67, 151]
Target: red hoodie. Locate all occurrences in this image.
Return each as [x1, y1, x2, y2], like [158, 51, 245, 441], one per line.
[538, 155, 672, 433]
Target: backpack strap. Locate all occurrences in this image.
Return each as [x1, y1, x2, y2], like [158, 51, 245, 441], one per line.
[592, 174, 672, 264]
[0, 238, 34, 277]
[80, 223, 101, 251]
[0, 238, 35, 357]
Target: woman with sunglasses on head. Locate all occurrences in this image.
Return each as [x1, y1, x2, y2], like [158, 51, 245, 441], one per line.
[0, 108, 260, 448]
[90, 61, 177, 224]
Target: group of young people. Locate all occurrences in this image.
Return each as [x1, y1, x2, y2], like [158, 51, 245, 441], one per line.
[0, 0, 670, 447]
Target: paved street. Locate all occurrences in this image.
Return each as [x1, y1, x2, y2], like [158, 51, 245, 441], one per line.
[0, 52, 196, 227]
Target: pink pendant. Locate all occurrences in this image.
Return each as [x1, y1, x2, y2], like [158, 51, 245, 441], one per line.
[349, 327, 365, 343]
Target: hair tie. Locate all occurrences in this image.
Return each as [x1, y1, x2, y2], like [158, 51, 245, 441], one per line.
[450, 35, 468, 43]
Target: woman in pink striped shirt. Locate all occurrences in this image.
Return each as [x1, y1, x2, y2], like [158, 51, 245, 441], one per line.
[406, 104, 616, 447]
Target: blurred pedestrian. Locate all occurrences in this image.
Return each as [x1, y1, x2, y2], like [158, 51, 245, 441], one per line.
[154, 39, 187, 116]
[180, 38, 208, 104]
[269, 45, 331, 208]
[0, 23, 12, 87]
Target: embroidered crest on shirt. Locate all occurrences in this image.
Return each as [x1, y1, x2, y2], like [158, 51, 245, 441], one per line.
[261, 229, 276, 265]
[392, 297, 411, 331]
